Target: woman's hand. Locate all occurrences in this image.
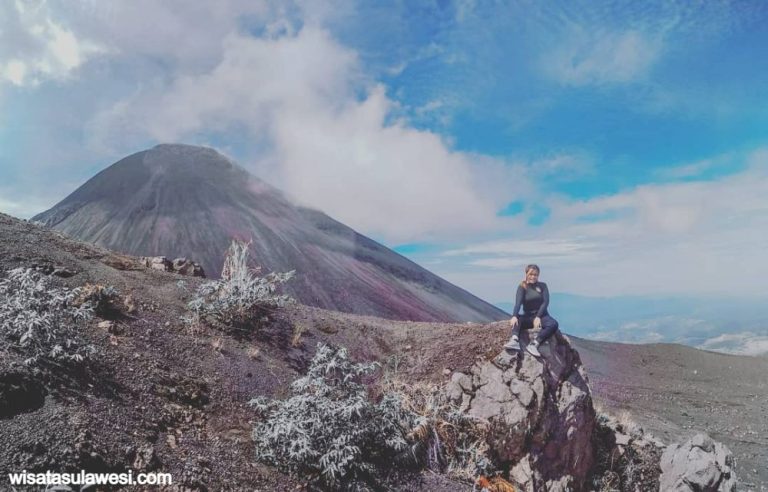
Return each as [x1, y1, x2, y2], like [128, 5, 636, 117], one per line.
[509, 316, 518, 327]
[534, 317, 542, 329]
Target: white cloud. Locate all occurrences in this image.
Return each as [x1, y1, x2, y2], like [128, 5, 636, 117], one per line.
[431, 149, 768, 299]
[445, 238, 594, 258]
[469, 257, 532, 269]
[586, 328, 666, 344]
[543, 29, 662, 86]
[653, 152, 739, 180]
[0, 2, 105, 86]
[4, 0, 767, 310]
[654, 158, 716, 180]
[87, 25, 525, 242]
[699, 332, 768, 357]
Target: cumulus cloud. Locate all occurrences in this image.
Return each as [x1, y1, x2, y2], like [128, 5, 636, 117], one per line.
[0, 1, 105, 86]
[2, 0, 528, 241]
[437, 149, 768, 298]
[86, 25, 524, 242]
[3, 0, 766, 314]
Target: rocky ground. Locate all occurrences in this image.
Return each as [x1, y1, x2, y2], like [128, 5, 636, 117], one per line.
[0, 213, 483, 491]
[1, 212, 765, 490]
[573, 337, 768, 490]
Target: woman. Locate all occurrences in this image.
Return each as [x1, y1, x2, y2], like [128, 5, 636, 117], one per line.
[503, 264, 560, 357]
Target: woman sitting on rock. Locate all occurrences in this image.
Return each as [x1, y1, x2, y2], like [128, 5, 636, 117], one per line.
[504, 264, 560, 357]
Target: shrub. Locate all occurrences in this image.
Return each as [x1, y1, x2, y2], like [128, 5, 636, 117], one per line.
[71, 283, 121, 316]
[591, 410, 662, 491]
[185, 240, 294, 330]
[376, 361, 494, 481]
[249, 344, 410, 489]
[0, 268, 96, 366]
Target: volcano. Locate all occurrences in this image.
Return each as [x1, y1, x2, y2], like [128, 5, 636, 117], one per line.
[33, 144, 508, 322]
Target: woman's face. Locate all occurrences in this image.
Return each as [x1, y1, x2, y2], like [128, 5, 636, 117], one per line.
[525, 269, 539, 284]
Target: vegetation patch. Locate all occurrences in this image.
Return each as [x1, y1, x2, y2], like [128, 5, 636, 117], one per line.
[0, 268, 98, 366]
[71, 283, 122, 317]
[375, 368, 494, 481]
[250, 344, 495, 490]
[591, 410, 662, 491]
[184, 240, 294, 331]
[250, 344, 407, 489]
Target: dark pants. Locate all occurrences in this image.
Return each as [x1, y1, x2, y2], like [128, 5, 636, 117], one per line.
[510, 313, 559, 344]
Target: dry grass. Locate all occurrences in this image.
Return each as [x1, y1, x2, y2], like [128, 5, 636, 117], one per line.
[591, 408, 662, 491]
[71, 283, 121, 316]
[376, 368, 492, 481]
[475, 475, 517, 492]
[246, 346, 260, 360]
[123, 294, 136, 314]
[597, 470, 620, 492]
[211, 337, 224, 353]
[616, 410, 641, 436]
[291, 322, 306, 348]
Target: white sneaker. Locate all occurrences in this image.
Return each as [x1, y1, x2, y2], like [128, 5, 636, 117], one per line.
[526, 340, 541, 357]
[503, 335, 520, 351]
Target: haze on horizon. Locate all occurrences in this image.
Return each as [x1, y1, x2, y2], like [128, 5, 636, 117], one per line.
[2, 0, 767, 354]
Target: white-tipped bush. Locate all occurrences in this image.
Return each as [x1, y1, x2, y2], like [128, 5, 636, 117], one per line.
[249, 344, 410, 488]
[185, 240, 294, 329]
[0, 268, 96, 366]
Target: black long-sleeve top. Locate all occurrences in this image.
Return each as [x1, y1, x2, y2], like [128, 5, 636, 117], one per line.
[511, 282, 550, 318]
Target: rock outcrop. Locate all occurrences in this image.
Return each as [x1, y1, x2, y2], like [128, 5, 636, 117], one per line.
[139, 256, 205, 277]
[660, 433, 737, 491]
[446, 330, 595, 491]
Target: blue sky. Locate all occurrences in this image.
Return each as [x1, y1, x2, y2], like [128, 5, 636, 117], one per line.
[2, 1, 768, 352]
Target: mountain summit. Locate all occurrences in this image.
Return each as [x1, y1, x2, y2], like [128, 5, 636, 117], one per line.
[33, 144, 508, 322]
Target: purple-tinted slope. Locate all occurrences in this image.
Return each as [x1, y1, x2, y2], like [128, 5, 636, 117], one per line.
[33, 144, 508, 322]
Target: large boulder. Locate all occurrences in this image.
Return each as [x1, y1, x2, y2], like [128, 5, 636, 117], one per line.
[446, 329, 595, 491]
[659, 433, 737, 491]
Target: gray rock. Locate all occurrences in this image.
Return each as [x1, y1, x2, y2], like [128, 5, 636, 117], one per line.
[446, 326, 595, 491]
[171, 257, 205, 277]
[142, 256, 171, 271]
[139, 256, 205, 277]
[659, 433, 737, 491]
[615, 432, 631, 446]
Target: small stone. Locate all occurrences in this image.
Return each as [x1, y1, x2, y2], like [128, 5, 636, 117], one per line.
[615, 433, 631, 446]
[52, 267, 76, 278]
[442, 368, 451, 376]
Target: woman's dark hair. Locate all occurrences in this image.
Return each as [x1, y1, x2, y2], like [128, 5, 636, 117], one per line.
[519, 264, 540, 288]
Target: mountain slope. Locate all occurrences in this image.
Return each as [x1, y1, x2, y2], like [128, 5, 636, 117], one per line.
[569, 336, 768, 487]
[33, 144, 507, 322]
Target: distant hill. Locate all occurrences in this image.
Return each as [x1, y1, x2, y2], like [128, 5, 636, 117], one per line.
[32, 144, 507, 323]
